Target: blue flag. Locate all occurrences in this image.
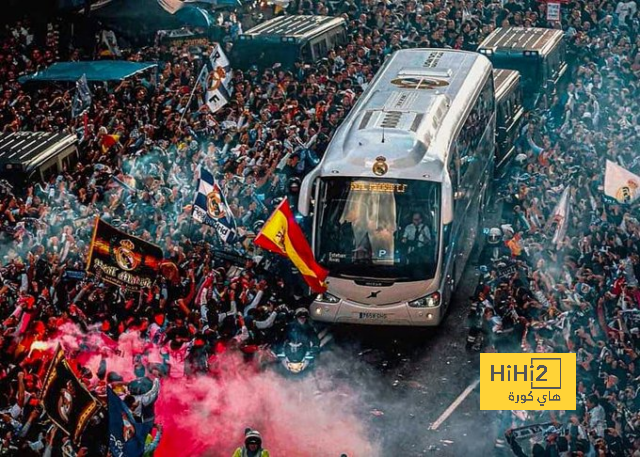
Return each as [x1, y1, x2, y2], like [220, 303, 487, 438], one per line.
[192, 167, 237, 243]
[72, 74, 92, 118]
[108, 388, 152, 457]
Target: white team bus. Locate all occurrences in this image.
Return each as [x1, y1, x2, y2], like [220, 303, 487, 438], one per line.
[298, 49, 496, 326]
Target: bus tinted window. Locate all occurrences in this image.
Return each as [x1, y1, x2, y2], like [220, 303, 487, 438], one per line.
[316, 178, 441, 281]
[457, 78, 494, 180]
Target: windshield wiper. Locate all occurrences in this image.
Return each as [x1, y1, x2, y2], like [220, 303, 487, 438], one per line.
[336, 273, 412, 281]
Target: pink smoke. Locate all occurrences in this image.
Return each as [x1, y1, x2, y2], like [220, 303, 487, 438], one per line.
[39, 324, 380, 456]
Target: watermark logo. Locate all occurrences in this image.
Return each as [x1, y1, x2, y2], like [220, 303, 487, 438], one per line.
[480, 353, 576, 410]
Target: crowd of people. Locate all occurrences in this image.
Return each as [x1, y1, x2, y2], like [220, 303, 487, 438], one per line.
[0, 0, 637, 455]
[465, 1, 640, 455]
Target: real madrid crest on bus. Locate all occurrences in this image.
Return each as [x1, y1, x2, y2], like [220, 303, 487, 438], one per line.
[373, 156, 388, 176]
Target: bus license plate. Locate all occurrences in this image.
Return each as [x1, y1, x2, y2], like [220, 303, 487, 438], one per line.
[355, 312, 389, 320]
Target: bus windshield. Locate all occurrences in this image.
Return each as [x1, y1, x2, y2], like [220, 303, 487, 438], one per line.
[316, 178, 441, 282]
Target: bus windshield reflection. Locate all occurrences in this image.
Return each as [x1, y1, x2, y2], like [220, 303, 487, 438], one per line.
[316, 178, 441, 282]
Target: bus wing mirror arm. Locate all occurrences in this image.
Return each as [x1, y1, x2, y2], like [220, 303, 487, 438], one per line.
[298, 166, 321, 216]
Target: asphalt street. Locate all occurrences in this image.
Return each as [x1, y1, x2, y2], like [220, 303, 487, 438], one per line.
[328, 259, 493, 456]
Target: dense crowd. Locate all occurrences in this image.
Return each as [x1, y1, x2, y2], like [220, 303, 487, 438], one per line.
[466, 1, 640, 455]
[0, 0, 637, 455]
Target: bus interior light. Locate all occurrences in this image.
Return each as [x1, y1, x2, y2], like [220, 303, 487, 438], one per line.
[408, 292, 441, 308]
[316, 292, 340, 304]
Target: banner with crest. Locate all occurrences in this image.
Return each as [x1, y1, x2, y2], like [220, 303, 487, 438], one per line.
[40, 345, 101, 444]
[192, 167, 237, 243]
[86, 218, 163, 291]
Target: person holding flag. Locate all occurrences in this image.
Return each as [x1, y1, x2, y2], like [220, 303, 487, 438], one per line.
[253, 197, 328, 294]
[108, 388, 157, 457]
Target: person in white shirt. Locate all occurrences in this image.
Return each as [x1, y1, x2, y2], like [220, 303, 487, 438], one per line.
[402, 212, 432, 255]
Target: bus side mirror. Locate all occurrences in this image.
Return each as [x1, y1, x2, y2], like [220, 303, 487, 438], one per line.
[298, 166, 321, 216]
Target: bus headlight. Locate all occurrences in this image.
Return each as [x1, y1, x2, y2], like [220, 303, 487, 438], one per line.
[408, 292, 441, 308]
[316, 292, 340, 304]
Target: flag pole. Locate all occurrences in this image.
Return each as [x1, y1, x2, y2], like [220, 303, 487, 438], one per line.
[179, 65, 206, 126]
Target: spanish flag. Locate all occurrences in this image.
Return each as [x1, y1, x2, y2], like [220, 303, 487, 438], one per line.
[254, 198, 328, 293]
[100, 134, 120, 153]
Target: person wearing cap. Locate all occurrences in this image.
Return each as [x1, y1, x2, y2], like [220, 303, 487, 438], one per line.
[232, 428, 270, 457]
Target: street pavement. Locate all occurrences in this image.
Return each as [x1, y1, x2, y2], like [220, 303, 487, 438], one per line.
[315, 244, 504, 456]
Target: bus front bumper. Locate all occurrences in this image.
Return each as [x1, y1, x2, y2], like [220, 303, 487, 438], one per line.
[309, 299, 443, 326]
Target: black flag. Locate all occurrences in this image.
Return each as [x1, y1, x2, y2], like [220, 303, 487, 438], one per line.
[40, 345, 102, 444]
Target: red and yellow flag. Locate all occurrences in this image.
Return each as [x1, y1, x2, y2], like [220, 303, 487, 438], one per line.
[100, 134, 120, 153]
[254, 198, 328, 293]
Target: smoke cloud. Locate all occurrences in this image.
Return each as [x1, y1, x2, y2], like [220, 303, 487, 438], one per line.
[38, 324, 382, 457]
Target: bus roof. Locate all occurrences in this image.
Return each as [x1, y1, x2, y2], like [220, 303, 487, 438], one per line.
[317, 49, 492, 181]
[478, 27, 564, 56]
[0, 131, 77, 172]
[493, 69, 521, 102]
[241, 15, 345, 42]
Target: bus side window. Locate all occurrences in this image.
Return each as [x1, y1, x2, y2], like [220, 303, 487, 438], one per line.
[458, 78, 493, 180]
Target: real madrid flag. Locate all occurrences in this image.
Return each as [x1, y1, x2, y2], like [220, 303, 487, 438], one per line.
[193, 167, 237, 243]
[40, 345, 101, 444]
[108, 388, 152, 457]
[604, 160, 640, 205]
[71, 74, 92, 118]
[86, 218, 164, 292]
[199, 43, 232, 114]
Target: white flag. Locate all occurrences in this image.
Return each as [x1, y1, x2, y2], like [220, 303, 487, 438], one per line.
[604, 160, 640, 205]
[199, 44, 232, 114]
[547, 186, 571, 248]
[100, 30, 121, 57]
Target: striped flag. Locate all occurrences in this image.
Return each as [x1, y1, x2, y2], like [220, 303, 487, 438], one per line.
[254, 198, 328, 293]
[193, 168, 237, 243]
[100, 134, 120, 154]
[198, 44, 232, 114]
